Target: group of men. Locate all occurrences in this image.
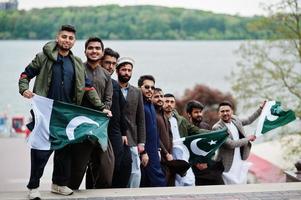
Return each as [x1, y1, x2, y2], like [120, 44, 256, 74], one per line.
[18, 24, 265, 200]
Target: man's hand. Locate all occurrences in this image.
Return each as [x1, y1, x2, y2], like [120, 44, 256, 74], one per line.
[195, 163, 208, 170]
[102, 109, 112, 117]
[122, 136, 128, 145]
[137, 143, 145, 153]
[22, 90, 34, 99]
[260, 100, 267, 110]
[247, 135, 256, 142]
[141, 153, 149, 167]
[166, 153, 173, 161]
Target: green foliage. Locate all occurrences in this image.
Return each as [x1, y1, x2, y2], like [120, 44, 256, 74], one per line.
[232, 0, 301, 118]
[231, 0, 301, 165]
[0, 5, 271, 40]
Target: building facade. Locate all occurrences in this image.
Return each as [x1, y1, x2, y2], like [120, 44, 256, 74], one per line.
[0, 0, 18, 10]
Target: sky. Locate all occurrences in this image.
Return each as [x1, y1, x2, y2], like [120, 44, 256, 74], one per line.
[18, 0, 281, 16]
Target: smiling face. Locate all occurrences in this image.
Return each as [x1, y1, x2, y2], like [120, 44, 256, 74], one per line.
[56, 30, 75, 52]
[218, 105, 233, 123]
[140, 79, 155, 100]
[152, 90, 164, 107]
[85, 41, 103, 62]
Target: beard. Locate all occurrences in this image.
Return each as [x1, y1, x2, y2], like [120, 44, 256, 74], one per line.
[118, 75, 131, 83]
[163, 106, 173, 113]
[192, 117, 203, 124]
[57, 43, 72, 52]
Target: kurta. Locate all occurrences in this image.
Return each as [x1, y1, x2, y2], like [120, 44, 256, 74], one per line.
[141, 100, 166, 187]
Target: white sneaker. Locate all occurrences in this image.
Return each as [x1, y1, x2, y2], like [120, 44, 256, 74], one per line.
[28, 188, 41, 200]
[51, 183, 73, 195]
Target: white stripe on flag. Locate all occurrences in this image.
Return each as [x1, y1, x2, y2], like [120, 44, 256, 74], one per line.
[255, 100, 276, 137]
[27, 95, 53, 150]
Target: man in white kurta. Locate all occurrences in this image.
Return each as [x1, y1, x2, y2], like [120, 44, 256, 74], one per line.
[212, 100, 265, 185]
[222, 122, 252, 184]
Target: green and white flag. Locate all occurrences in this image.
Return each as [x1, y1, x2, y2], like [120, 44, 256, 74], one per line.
[28, 95, 109, 151]
[255, 101, 296, 136]
[174, 128, 228, 164]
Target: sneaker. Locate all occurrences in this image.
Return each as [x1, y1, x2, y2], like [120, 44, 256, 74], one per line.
[51, 183, 73, 195]
[28, 188, 41, 200]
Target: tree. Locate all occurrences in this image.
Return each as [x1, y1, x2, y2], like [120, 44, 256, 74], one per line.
[232, 0, 301, 117]
[231, 0, 301, 165]
[176, 84, 235, 128]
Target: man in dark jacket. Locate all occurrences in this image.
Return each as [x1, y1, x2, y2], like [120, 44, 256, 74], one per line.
[138, 75, 166, 187]
[151, 88, 174, 186]
[186, 100, 224, 185]
[19, 25, 110, 200]
[116, 57, 146, 188]
[97, 47, 132, 188]
[186, 100, 210, 130]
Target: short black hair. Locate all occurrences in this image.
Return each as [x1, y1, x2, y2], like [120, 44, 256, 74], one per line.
[59, 24, 76, 33]
[154, 87, 162, 93]
[164, 93, 175, 99]
[84, 37, 104, 51]
[218, 101, 233, 110]
[138, 75, 155, 87]
[103, 48, 120, 60]
[186, 100, 204, 114]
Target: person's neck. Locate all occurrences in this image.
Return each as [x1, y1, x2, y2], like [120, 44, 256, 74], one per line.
[87, 60, 99, 70]
[119, 82, 129, 88]
[58, 49, 69, 57]
[223, 120, 231, 124]
[154, 104, 162, 111]
[143, 96, 151, 102]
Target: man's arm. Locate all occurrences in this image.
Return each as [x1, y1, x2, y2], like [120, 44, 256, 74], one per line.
[18, 54, 41, 96]
[185, 118, 209, 136]
[136, 90, 146, 152]
[241, 101, 266, 126]
[212, 122, 254, 149]
[84, 77, 108, 114]
[103, 75, 113, 109]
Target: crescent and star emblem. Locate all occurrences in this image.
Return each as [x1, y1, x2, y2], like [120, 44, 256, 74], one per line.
[65, 116, 99, 140]
[190, 138, 217, 156]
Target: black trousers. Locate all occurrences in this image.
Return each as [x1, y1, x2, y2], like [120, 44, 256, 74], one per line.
[27, 149, 52, 189]
[109, 133, 132, 188]
[68, 139, 96, 190]
[27, 146, 71, 189]
[193, 161, 225, 186]
[111, 145, 132, 188]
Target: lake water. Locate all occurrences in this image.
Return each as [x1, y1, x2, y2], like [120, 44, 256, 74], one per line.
[0, 40, 242, 116]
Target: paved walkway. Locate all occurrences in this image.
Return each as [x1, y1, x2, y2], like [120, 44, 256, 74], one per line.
[1, 182, 301, 200]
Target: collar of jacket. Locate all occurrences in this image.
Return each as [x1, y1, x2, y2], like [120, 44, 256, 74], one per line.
[43, 41, 74, 62]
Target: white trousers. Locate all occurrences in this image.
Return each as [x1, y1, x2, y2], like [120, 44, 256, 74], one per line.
[127, 146, 141, 188]
[173, 144, 195, 186]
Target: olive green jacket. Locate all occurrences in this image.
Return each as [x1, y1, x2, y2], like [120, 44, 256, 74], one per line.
[173, 111, 208, 137]
[18, 41, 105, 109]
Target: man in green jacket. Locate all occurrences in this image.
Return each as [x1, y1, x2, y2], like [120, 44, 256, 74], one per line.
[19, 25, 110, 200]
[163, 93, 208, 186]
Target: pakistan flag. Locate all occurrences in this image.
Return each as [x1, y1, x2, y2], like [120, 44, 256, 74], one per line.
[27, 95, 109, 151]
[255, 101, 296, 136]
[175, 128, 228, 164]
